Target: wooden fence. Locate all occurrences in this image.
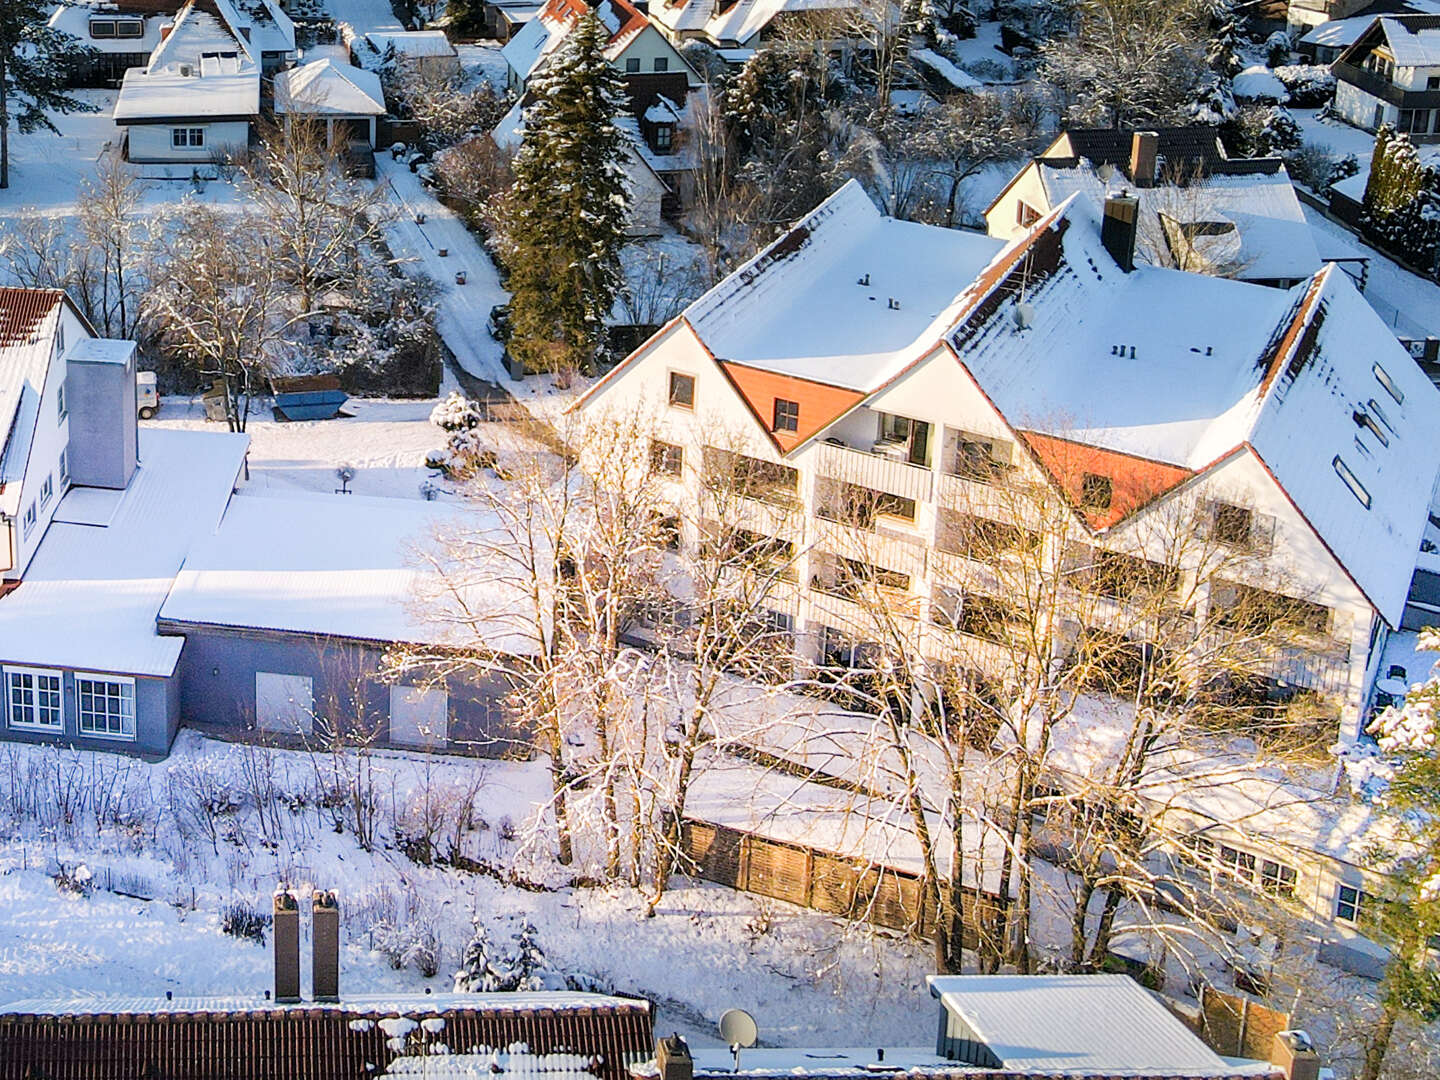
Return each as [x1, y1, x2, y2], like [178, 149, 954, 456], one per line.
[1198, 985, 1290, 1062]
[681, 819, 1006, 945]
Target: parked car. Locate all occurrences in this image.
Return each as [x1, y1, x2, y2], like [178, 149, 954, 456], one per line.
[137, 370, 160, 419]
[343, 140, 376, 180]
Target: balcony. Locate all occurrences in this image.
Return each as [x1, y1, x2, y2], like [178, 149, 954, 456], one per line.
[1334, 62, 1440, 110]
[814, 440, 933, 504]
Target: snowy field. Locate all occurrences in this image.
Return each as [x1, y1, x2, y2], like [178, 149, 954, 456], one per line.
[0, 732, 936, 1049]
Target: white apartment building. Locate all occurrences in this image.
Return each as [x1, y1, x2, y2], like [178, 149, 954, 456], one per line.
[574, 182, 1440, 950]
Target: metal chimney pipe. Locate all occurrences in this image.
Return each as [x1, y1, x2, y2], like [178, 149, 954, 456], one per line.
[273, 889, 301, 1004]
[312, 889, 340, 1003]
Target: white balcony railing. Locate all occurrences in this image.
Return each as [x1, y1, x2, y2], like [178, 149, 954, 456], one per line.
[814, 441, 933, 503]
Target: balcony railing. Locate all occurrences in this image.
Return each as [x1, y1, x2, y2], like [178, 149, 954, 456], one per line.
[814, 441, 933, 503]
[1335, 62, 1440, 110]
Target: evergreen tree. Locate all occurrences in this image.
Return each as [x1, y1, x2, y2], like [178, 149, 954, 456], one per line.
[0, 1, 97, 189]
[504, 11, 630, 373]
[1205, 0, 1242, 78]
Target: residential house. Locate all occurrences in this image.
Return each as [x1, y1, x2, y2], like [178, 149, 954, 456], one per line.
[50, 0, 295, 85]
[646, 0, 862, 55]
[635, 976, 1318, 1080]
[1288, 0, 1388, 32]
[497, 0, 705, 221]
[986, 129, 1322, 288]
[364, 30, 461, 78]
[1297, 0, 1440, 63]
[1333, 13, 1440, 138]
[0, 289, 526, 758]
[572, 181, 1440, 938]
[112, 0, 263, 164]
[274, 57, 388, 147]
[484, 0, 547, 41]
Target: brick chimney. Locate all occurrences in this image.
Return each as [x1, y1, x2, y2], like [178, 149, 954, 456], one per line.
[273, 889, 301, 1004]
[657, 1034, 694, 1080]
[312, 889, 340, 1003]
[1270, 1031, 1320, 1080]
[1101, 193, 1140, 273]
[1130, 131, 1159, 188]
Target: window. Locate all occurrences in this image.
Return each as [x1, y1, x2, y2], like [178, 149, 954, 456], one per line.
[1403, 108, 1432, 134]
[1016, 201, 1041, 228]
[1333, 455, 1371, 509]
[39, 475, 52, 510]
[668, 371, 694, 409]
[56, 381, 66, 421]
[1260, 858, 1298, 898]
[1219, 844, 1256, 883]
[655, 514, 681, 551]
[949, 430, 1012, 483]
[55, 323, 64, 356]
[90, 18, 117, 37]
[937, 509, 1036, 559]
[1210, 580, 1331, 637]
[1430, 76, 1440, 90]
[1353, 407, 1389, 447]
[1336, 883, 1371, 924]
[1081, 472, 1112, 511]
[1374, 361, 1404, 405]
[1211, 502, 1252, 546]
[649, 439, 683, 476]
[772, 398, 799, 433]
[704, 447, 799, 504]
[116, 18, 144, 37]
[171, 127, 205, 148]
[625, 57, 640, 73]
[22, 503, 36, 539]
[76, 674, 136, 739]
[654, 57, 668, 71]
[58, 448, 69, 486]
[652, 123, 673, 151]
[256, 672, 313, 735]
[6, 667, 62, 730]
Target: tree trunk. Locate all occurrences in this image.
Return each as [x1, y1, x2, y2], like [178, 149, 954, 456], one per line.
[1087, 880, 1124, 967]
[1360, 994, 1400, 1080]
[647, 725, 700, 915]
[1070, 877, 1095, 969]
[1, 55, 9, 190]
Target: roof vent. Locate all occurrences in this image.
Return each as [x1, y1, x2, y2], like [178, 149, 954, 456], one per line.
[887, 298, 900, 310]
[858, 273, 871, 286]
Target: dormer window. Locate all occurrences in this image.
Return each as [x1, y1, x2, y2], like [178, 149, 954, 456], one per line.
[1081, 472, 1112, 511]
[652, 123, 674, 151]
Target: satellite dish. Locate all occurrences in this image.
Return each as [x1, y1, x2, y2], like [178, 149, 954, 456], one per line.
[718, 1009, 758, 1049]
[1013, 300, 1035, 331]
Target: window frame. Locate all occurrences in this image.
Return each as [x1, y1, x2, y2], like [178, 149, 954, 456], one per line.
[1336, 883, 1368, 924]
[5, 666, 64, 731]
[56, 381, 67, 422]
[75, 672, 137, 740]
[652, 123, 674, 151]
[39, 474, 53, 509]
[90, 18, 118, 38]
[772, 397, 800, 433]
[115, 18, 145, 38]
[171, 127, 206, 149]
[624, 57, 640, 73]
[667, 370, 695, 410]
[649, 439, 684, 477]
[653, 56, 668, 71]
[1080, 472, 1113, 511]
[58, 448, 69, 487]
[22, 502, 36, 539]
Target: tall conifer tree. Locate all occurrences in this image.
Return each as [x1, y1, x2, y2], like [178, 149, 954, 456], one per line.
[505, 11, 630, 373]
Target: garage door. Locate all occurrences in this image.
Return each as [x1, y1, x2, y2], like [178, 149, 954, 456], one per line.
[256, 672, 314, 735]
[390, 685, 448, 748]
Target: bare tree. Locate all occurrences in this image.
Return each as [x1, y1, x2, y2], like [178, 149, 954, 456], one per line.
[77, 156, 146, 339]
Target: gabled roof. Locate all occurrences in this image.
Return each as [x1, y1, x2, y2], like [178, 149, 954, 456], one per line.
[366, 29, 459, 58]
[114, 0, 260, 122]
[0, 290, 65, 512]
[502, 0, 655, 84]
[648, 0, 856, 48]
[1339, 12, 1440, 65]
[146, 0, 254, 71]
[275, 57, 387, 116]
[585, 182, 1440, 624]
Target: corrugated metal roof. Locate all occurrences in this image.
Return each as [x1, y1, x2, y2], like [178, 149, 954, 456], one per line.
[927, 975, 1232, 1075]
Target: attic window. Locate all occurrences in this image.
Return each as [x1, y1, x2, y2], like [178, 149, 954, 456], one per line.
[1367, 398, 1394, 433]
[1081, 473, 1113, 512]
[1374, 362, 1404, 405]
[1333, 456, 1371, 509]
[772, 398, 799, 433]
[625, 58, 640, 72]
[1211, 502, 1253, 546]
[1016, 201, 1040, 228]
[668, 371, 694, 409]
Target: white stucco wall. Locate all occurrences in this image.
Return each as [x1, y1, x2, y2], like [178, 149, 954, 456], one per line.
[123, 120, 251, 164]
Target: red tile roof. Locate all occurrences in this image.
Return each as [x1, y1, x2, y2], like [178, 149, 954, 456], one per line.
[0, 288, 63, 349]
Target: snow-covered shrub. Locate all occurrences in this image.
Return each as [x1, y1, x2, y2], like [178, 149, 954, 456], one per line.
[453, 915, 565, 992]
[1330, 152, 1360, 187]
[1187, 72, 1238, 125]
[959, 58, 1010, 83]
[54, 863, 94, 898]
[430, 391, 483, 431]
[1232, 65, 1289, 105]
[222, 900, 270, 944]
[374, 918, 442, 977]
[1273, 64, 1335, 108]
[1227, 105, 1302, 157]
[1265, 30, 1292, 67]
[1284, 141, 1341, 191]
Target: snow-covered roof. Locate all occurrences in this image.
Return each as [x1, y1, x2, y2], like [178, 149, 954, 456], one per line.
[1376, 13, 1440, 65]
[46, 1, 171, 56]
[366, 29, 459, 58]
[1036, 162, 1322, 283]
[619, 181, 1439, 624]
[1232, 65, 1287, 100]
[113, 0, 260, 121]
[683, 182, 1005, 392]
[160, 492, 537, 654]
[1300, 1, 1440, 49]
[0, 290, 65, 516]
[910, 47, 981, 91]
[0, 428, 247, 678]
[275, 57, 386, 116]
[0, 991, 646, 1017]
[926, 975, 1234, 1075]
[648, 0, 856, 48]
[502, 0, 669, 87]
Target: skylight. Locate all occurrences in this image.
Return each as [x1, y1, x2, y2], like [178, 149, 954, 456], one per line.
[1333, 456, 1371, 509]
[1374, 362, 1404, 406]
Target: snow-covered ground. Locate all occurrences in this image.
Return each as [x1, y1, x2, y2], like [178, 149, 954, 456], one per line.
[1304, 204, 1440, 339]
[0, 732, 936, 1049]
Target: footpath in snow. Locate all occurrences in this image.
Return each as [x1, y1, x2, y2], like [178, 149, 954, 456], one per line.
[377, 155, 512, 388]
